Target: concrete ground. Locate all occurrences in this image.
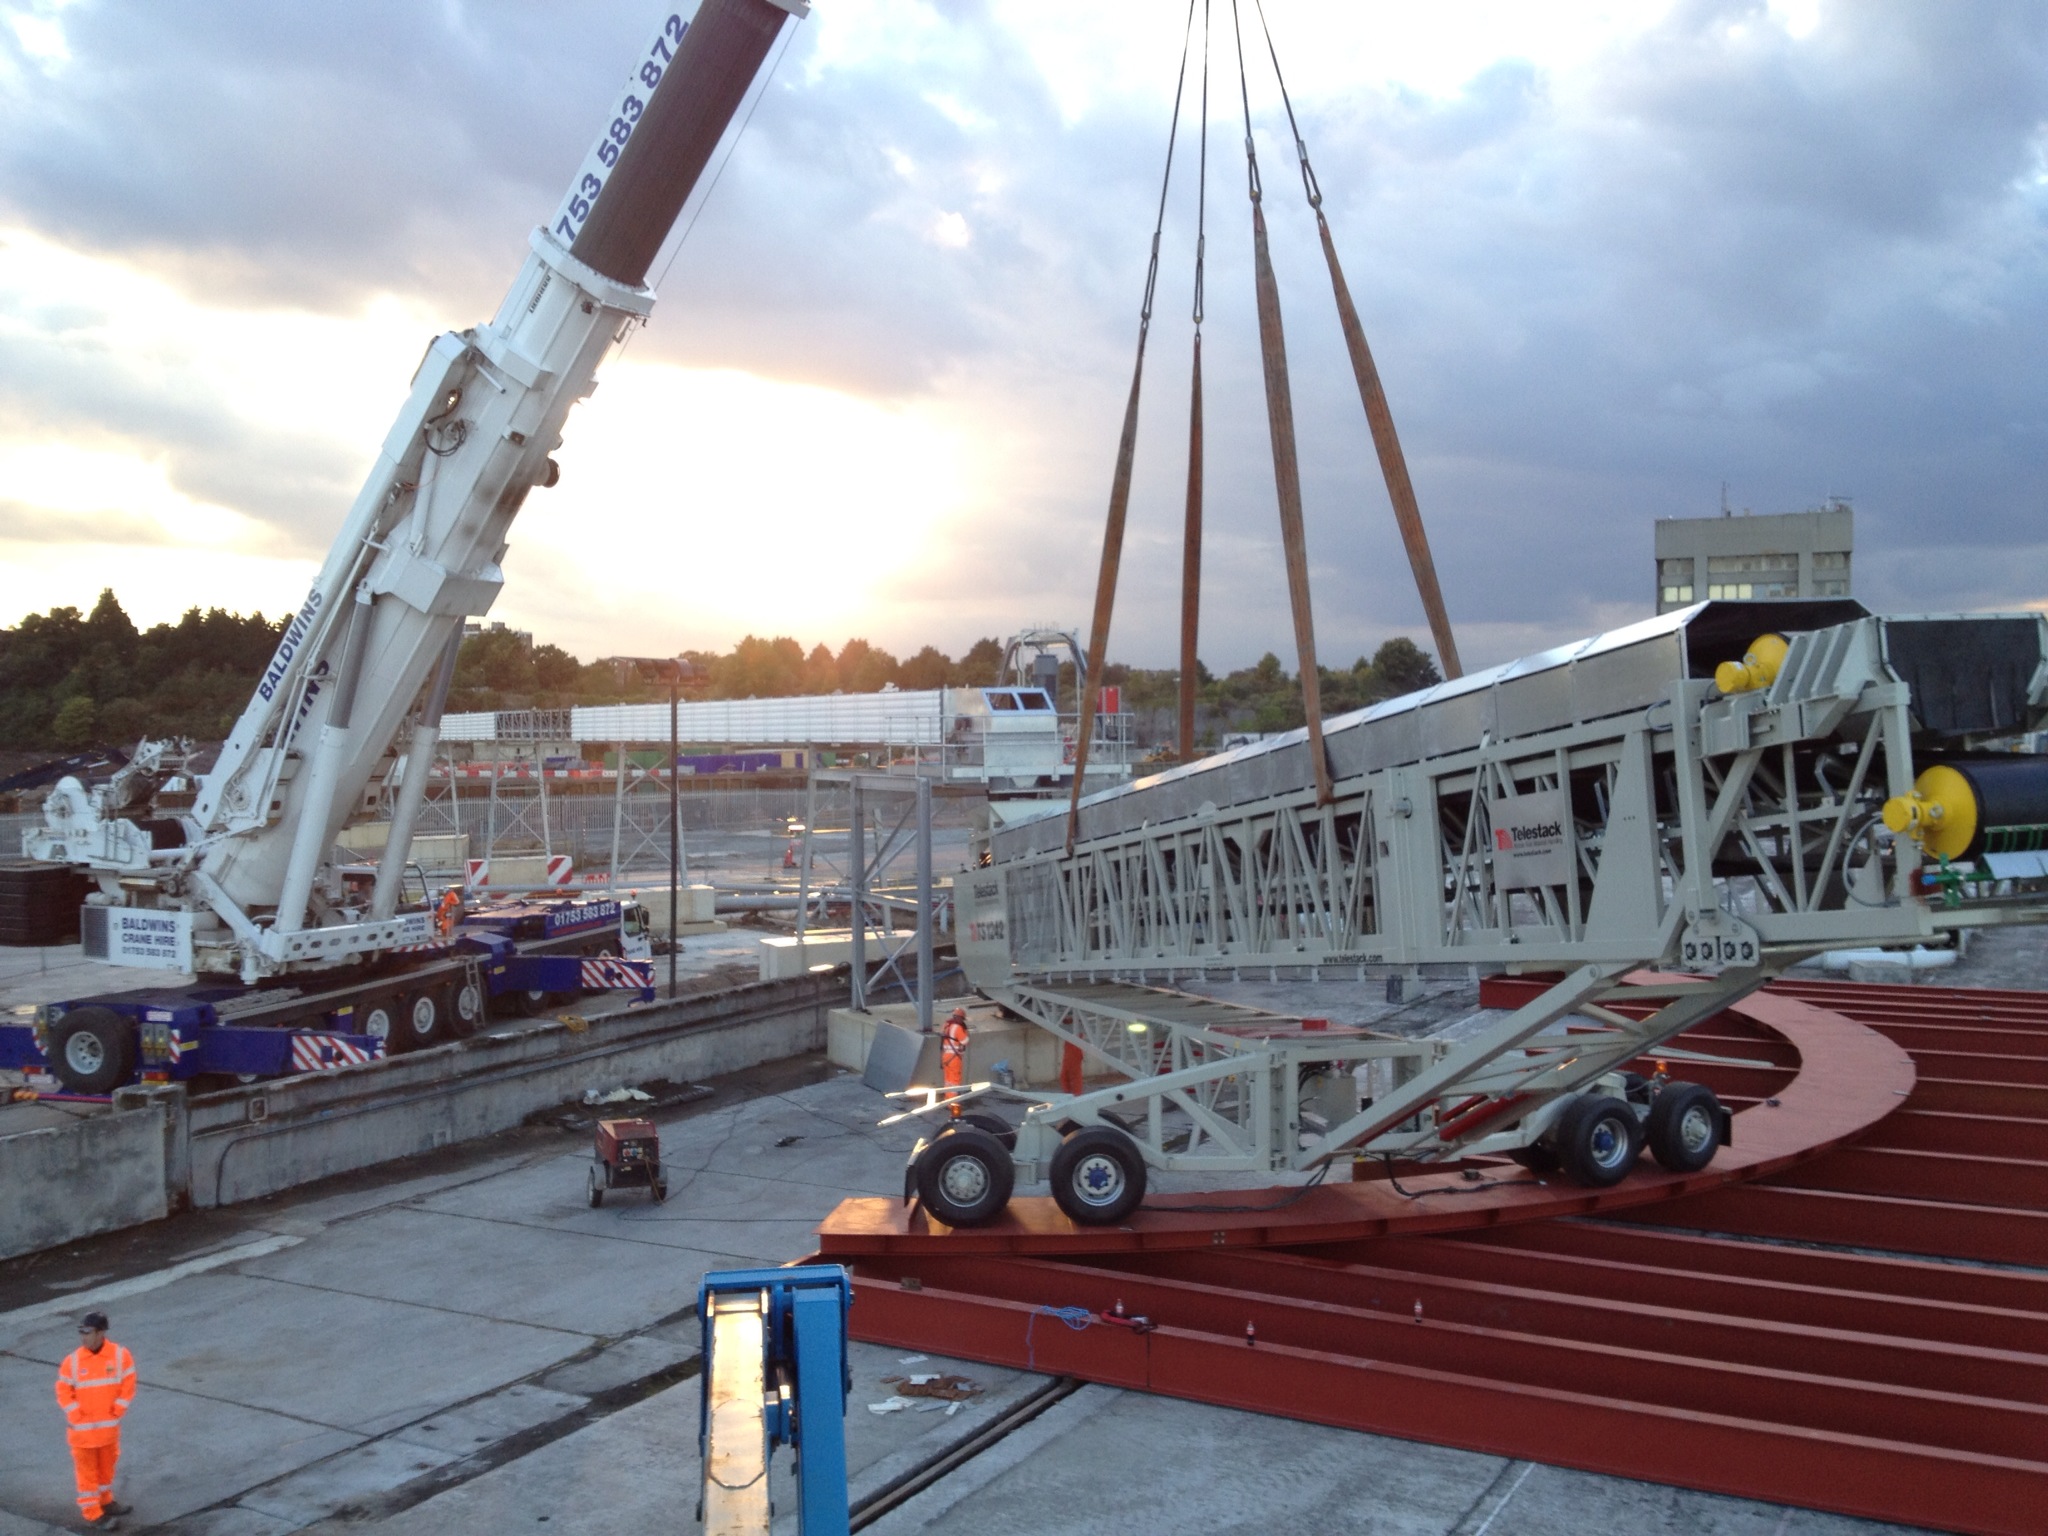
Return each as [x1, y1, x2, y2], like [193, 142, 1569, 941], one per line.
[0, 1052, 1924, 1535]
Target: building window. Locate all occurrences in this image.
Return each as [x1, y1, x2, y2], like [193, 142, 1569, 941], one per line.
[1661, 584, 1694, 604]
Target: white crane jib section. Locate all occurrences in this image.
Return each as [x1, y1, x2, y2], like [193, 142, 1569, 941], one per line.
[193, 240, 654, 943]
[155, 0, 807, 976]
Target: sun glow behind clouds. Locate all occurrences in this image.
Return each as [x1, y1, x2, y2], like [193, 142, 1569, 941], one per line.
[495, 361, 973, 662]
[0, 227, 971, 653]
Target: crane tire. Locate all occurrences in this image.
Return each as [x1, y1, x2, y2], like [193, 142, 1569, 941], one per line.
[49, 1008, 135, 1095]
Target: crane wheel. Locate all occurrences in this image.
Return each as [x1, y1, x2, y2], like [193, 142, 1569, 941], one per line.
[48, 1007, 136, 1095]
[392, 988, 449, 1053]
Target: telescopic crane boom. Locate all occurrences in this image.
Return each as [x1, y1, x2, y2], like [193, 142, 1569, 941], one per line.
[28, 1, 806, 982]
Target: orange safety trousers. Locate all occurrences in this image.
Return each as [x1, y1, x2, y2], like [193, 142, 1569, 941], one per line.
[69, 1439, 120, 1522]
[57, 1340, 134, 1523]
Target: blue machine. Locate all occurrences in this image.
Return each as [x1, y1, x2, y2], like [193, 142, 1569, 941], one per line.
[697, 1265, 852, 1536]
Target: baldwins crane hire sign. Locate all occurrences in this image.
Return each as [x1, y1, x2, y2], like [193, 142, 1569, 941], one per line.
[1490, 791, 1571, 889]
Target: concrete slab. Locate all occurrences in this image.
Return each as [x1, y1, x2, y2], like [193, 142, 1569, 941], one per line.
[0, 1509, 74, 1536]
[333, 1340, 1037, 1536]
[536, 1327, 698, 1400]
[235, 1437, 461, 1527]
[338, 1369, 687, 1536]
[160, 1508, 298, 1536]
[0, 1353, 361, 1526]
[389, 1383, 588, 1454]
[235, 1206, 731, 1341]
[4, 1272, 587, 1437]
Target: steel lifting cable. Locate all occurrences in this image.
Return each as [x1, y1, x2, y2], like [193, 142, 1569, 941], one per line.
[1178, 0, 1211, 765]
[1231, 0, 1335, 807]
[1064, 0, 1203, 854]
[1251, 0, 1463, 679]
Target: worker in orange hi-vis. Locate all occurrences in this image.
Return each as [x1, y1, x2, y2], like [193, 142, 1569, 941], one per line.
[940, 1007, 971, 1091]
[55, 1311, 135, 1530]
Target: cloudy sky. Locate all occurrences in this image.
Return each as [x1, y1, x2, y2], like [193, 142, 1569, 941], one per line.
[1, 0, 2043, 675]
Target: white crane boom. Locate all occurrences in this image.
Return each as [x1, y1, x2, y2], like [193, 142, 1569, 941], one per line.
[27, 0, 807, 980]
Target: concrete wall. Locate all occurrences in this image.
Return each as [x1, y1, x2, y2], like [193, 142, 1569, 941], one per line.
[188, 975, 837, 1208]
[0, 1103, 169, 1260]
[0, 974, 842, 1256]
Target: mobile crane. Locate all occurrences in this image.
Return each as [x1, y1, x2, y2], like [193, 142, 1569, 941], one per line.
[7, 0, 809, 1094]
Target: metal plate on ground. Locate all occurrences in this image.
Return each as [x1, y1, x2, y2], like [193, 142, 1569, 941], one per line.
[863, 1021, 929, 1093]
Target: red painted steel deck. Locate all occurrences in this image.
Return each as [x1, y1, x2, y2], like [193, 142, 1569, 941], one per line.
[829, 980, 2048, 1535]
[816, 988, 1912, 1257]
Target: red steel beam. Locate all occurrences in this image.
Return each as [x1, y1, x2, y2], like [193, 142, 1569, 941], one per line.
[1770, 1144, 2048, 1209]
[859, 1256, 2048, 1458]
[849, 1275, 2048, 1536]
[1310, 1232, 2048, 1358]
[1910, 1076, 2048, 1120]
[1867, 1109, 2048, 1161]
[1851, 1023, 2048, 1059]
[1047, 1247, 2048, 1404]
[1468, 1219, 2048, 1315]
[1618, 1182, 2048, 1268]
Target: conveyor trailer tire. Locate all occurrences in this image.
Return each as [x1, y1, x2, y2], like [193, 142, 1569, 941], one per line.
[1647, 1081, 1727, 1173]
[1554, 1093, 1642, 1188]
[1049, 1126, 1148, 1226]
[49, 1007, 135, 1094]
[961, 1111, 1018, 1152]
[915, 1126, 1014, 1227]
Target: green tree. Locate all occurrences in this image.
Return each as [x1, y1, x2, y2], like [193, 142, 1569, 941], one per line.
[898, 645, 952, 690]
[955, 636, 1004, 684]
[835, 638, 897, 693]
[51, 694, 96, 746]
[1368, 637, 1441, 699]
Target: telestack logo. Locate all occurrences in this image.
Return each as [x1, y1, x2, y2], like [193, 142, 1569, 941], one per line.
[1490, 791, 1571, 889]
[1494, 819, 1563, 853]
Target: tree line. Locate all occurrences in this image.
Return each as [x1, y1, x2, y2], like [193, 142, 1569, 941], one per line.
[0, 589, 1441, 752]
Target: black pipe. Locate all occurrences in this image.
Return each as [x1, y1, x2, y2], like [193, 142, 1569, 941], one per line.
[572, 0, 791, 287]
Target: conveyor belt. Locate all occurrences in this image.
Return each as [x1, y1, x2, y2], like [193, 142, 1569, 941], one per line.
[827, 982, 2048, 1535]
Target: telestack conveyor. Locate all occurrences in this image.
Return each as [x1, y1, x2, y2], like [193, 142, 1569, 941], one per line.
[892, 600, 2048, 1225]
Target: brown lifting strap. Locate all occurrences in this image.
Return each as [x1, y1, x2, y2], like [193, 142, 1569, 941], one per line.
[1252, 0, 1462, 679]
[1234, 0, 1333, 806]
[1066, 0, 1203, 855]
[1179, 0, 1211, 765]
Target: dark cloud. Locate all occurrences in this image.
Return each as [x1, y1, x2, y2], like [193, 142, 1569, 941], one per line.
[3, 0, 2045, 669]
